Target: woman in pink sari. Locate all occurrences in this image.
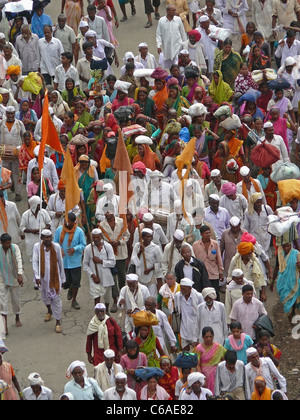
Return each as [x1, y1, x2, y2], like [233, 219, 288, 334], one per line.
[0, 353, 23, 400]
[96, 0, 118, 46]
[195, 327, 226, 393]
[265, 106, 296, 151]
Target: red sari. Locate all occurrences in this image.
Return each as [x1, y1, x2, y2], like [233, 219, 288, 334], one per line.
[158, 366, 179, 400]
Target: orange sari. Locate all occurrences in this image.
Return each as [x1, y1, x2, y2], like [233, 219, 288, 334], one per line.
[132, 145, 160, 171]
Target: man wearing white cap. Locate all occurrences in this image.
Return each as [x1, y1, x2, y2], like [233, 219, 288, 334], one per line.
[196, 15, 218, 75]
[236, 166, 266, 204]
[179, 372, 212, 400]
[103, 372, 137, 400]
[32, 229, 66, 333]
[117, 273, 150, 334]
[262, 121, 290, 163]
[95, 183, 120, 222]
[135, 43, 157, 69]
[245, 347, 287, 395]
[94, 349, 124, 392]
[26, 145, 59, 194]
[204, 194, 230, 242]
[0, 106, 25, 201]
[33, 108, 63, 144]
[193, 287, 227, 345]
[173, 178, 205, 215]
[166, 199, 193, 242]
[98, 202, 130, 312]
[130, 228, 163, 297]
[220, 216, 245, 277]
[225, 269, 256, 324]
[204, 169, 227, 207]
[83, 229, 116, 310]
[162, 229, 193, 276]
[133, 212, 168, 252]
[173, 277, 204, 350]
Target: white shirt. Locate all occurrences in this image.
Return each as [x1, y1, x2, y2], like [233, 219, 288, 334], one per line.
[20, 209, 51, 258]
[275, 39, 300, 66]
[219, 194, 248, 220]
[131, 242, 163, 285]
[84, 16, 110, 41]
[103, 386, 137, 400]
[54, 64, 80, 92]
[152, 309, 177, 349]
[133, 224, 168, 251]
[38, 37, 64, 76]
[46, 192, 80, 233]
[0, 200, 21, 244]
[23, 386, 53, 400]
[193, 301, 228, 345]
[95, 193, 120, 222]
[246, 357, 287, 394]
[156, 16, 187, 61]
[174, 290, 204, 341]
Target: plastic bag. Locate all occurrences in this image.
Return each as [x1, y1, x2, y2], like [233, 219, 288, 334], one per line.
[130, 310, 159, 327]
[22, 72, 43, 95]
[278, 179, 300, 206]
[267, 206, 300, 237]
[271, 162, 300, 183]
[251, 141, 281, 168]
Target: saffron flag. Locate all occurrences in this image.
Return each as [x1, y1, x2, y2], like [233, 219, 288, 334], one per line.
[60, 148, 81, 221]
[38, 90, 65, 174]
[113, 129, 134, 234]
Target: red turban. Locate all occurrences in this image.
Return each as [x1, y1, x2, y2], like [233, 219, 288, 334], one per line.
[188, 30, 201, 43]
[58, 179, 66, 190]
[241, 232, 257, 245]
[132, 161, 147, 175]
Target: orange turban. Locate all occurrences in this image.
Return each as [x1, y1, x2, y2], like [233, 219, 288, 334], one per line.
[58, 179, 66, 190]
[7, 65, 21, 76]
[237, 242, 254, 256]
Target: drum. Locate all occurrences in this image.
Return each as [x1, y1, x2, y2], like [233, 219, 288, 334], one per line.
[0, 144, 18, 161]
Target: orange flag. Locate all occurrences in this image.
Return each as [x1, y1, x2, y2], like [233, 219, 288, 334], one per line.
[113, 129, 133, 234]
[38, 90, 65, 174]
[60, 148, 81, 221]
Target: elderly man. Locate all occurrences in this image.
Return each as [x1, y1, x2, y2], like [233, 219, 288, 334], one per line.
[220, 216, 246, 278]
[0, 43, 22, 83]
[193, 287, 227, 345]
[130, 228, 163, 297]
[228, 241, 267, 302]
[145, 296, 178, 354]
[83, 229, 116, 309]
[263, 121, 290, 163]
[196, 15, 218, 75]
[135, 42, 157, 68]
[95, 184, 120, 222]
[219, 182, 248, 220]
[204, 194, 230, 242]
[86, 303, 124, 366]
[175, 244, 211, 293]
[0, 233, 24, 336]
[162, 229, 193, 276]
[94, 349, 124, 392]
[15, 24, 40, 75]
[225, 269, 256, 325]
[215, 350, 251, 400]
[242, 192, 273, 255]
[173, 277, 204, 350]
[133, 212, 168, 252]
[156, 4, 187, 69]
[179, 372, 213, 400]
[237, 166, 266, 204]
[103, 372, 137, 400]
[32, 229, 66, 333]
[0, 106, 25, 202]
[117, 273, 150, 335]
[99, 203, 130, 311]
[193, 225, 224, 300]
[53, 14, 76, 55]
[245, 347, 287, 396]
[229, 284, 267, 340]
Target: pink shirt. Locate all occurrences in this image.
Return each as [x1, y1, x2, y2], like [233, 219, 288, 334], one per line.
[193, 239, 224, 280]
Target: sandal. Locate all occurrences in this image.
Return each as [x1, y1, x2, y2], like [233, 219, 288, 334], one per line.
[145, 21, 153, 28]
[120, 16, 127, 22]
[155, 13, 160, 20]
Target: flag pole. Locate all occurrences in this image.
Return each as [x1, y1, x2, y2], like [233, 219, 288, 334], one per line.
[38, 167, 44, 280]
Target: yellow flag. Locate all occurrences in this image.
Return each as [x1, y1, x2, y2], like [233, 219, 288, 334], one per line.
[60, 148, 81, 221]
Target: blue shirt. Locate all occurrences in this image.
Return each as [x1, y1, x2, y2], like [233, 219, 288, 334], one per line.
[224, 334, 254, 365]
[54, 226, 86, 269]
[64, 378, 103, 400]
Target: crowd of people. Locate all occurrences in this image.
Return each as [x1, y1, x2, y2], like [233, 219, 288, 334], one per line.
[0, 0, 300, 401]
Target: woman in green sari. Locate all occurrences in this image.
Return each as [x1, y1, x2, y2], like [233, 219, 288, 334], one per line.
[208, 71, 234, 105]
[135, 326, 165, 368]
[75, 154, 98, 228]
[163, 83, 190, 117]
[74, 101, 94, 127]
[61, 78, 86, 108]
[135, 87, 156, 119]
[214, 39, 243, 89]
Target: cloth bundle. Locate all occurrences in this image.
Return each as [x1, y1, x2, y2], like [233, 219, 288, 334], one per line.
[22, 72, 43, 95]
[130, 310, 159, 327]
[278, 179, 300, 206]
[270, 162, 300, 183]
[251, 141, 281, 168]
[267, 206, 300, 237]
[174, 352, 198, 369]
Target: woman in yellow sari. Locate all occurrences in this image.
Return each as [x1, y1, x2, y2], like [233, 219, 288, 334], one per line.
[208, 71, 234, 105]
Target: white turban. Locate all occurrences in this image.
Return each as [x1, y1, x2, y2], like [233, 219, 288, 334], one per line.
[79, 20, 89, 28]
[240, 166, 250, 177]
[143, 212, 154, 222]
[126, 274, 139, 282]
[202, 287, 217, 300]
[180, 278, 194, 287]
[66, 361, 87, 379]
[29, 196, 41, 213]
[187, 372, 206, 387]
[246, 347, 258, 357]
[104, 349, 115, 359]
[210, 169, 221, 177]
[114, 80, 132, 94]
[123, 52, 135, 63]
[232, 269, 243, 277]
[115, 372, 127, 380]
[28, 373, 44, 386]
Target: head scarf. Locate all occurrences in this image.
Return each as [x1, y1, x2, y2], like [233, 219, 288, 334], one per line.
[221, 182, 237, 196]
[252, 376, 272, 401]
[66, 361, 88, 379]
[188, 29, 201, 42]
[248, 192, 263, 214]
[6, 65, 21, 76]
[237, 242, 254, 256]
[132, 161, 147, 175]
[202, 287, 217, 300]
[241, 232, 257, 244]
[28, 373, 44, 386]
[187, 372, 206, 387]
